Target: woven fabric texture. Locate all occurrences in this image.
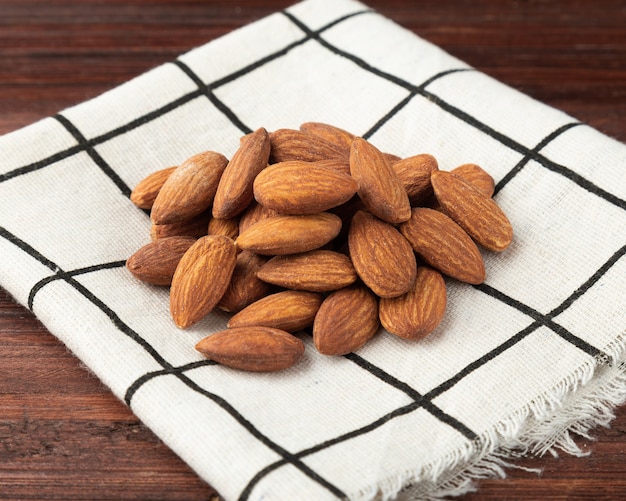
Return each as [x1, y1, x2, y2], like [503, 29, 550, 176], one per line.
[1, 0, 625, 499]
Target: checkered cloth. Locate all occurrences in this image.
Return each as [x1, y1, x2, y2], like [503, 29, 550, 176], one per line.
[1, 0, 625, 499]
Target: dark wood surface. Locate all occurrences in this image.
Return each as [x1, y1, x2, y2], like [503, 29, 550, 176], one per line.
[1, 1, 625, 499]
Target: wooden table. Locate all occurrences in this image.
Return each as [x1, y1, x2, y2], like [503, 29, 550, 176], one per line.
[1, 1, 625, 499]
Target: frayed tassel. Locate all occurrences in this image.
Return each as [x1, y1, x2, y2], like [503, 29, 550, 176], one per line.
[347, 346, 626, 501]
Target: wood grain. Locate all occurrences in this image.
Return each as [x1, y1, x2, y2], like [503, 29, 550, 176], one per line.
[1, 0, 625, 499]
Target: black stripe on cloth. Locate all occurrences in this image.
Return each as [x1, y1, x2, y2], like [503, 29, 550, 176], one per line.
[53, 114, 133, 198]
[124, 359, 218, 404]
[282, 10, 626, 213]
[237, 242, 626, 499]
[0, 226, 345, 499]
[494, 121, 584, 195]
[28, 260, 127, 310]
[362, 68, 475, 140]
[172, 60, 253, 135]
[344, 352, 478, 440]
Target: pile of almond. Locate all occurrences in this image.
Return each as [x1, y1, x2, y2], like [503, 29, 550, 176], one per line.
[126, 122, 513, 372]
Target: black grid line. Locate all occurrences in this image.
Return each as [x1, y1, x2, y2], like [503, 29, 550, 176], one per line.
[494, 121, 584, 195]
[172, 60, 253, 135]
[0, 225, 346, 499]
[53, 114, 133, 198]
[28, 260, 126, 310]
[0, 5, 624, 499]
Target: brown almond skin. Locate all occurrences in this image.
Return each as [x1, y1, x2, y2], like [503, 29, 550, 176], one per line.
[169, 235, 237, 329]
[400, 208, 485, 284]
[392, 154, 439, 206]
[349, 137, 411, 224]
[269, 128, 349, 163]
[348, 210, 417, 298]
[431, 170, 513, 252]
[313, 285, 379, 356]
[130, 166, 177, 210]
[299, 122, 356, 153]
[450, 163, 495, 197]
[253, 161, 358, 215]
[151, 151, 228, 225]
[256, 250, 357, 292]
[228, 290, 323, 332]
[126, 236, 196, 286]
[236, 213, 342, 255]
[379, 266, 447, 340]
[238, 200, 280, 235]
[195, 326, 305, 372]
[212, 127, 271, 219]
[208, 216, 240, 240]
[150, 210, 211, 240]
[217, 250, 271, 313]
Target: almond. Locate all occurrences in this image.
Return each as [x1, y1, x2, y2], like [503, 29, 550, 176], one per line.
[238, 200, 280, 235]
[450, 163, 495, 197]
[228, 290, 322, 332]
[151, 151, 228, 225]
[269, 128, 349, 163]
[130, 166, 177, 210]
[392, 153, 439, 206]
[256, 250, 357, 292]
[236, 212, 342, 255]
[218, 250, 271, 313]
[212, 127, 271, 219]
[299, 122, 356, 153]
[348, 210, 417, 298]
[170, 235, 237, 328]
[313, 284, 379, 356]
[208, 216, 239, 240]
[400, 207, 485, 284]
[253, 161, 358, 215]
[349, 137, 411, 224]
[431, 170, 513, 252]
[379, 266, 447, 340]
[126, 236, 196, 286]
[150, 210, 211, 240]
[195, 326, 304, 372]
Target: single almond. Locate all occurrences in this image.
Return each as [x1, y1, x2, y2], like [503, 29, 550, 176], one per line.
[208, 216, 239, 240]
[348, 210, 417, 298]
[379, 266, 447, 340]
[349, 137, 411, 224]
[126, 236, 196, 286]
[299, 122, 356, 153]
[253, 161, 358, 215]
[228, 290, 322, 332]
[151, 151, 228, 225]
[130, 166, 177, 210]
[236, 213, 342, 255]
[400, 207, 485, 284]
[212, 127, 271, 219]
[450, 163, 495, 197]
[196, 326, 305, 372]
[431, 170, 513, 252]
[218, 250, 271, 313]
[150, 210, 211, 240]
[238, 200, 280, 235]
[392, 154, 439, 206]
[313, 285, 379, 356]
[269, 128, 349, 163]
[256, 250, 357, 292]
[170, 235, 237, 328]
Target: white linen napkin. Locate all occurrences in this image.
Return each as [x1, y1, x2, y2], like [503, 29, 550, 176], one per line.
[1, 0, 625, 499]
